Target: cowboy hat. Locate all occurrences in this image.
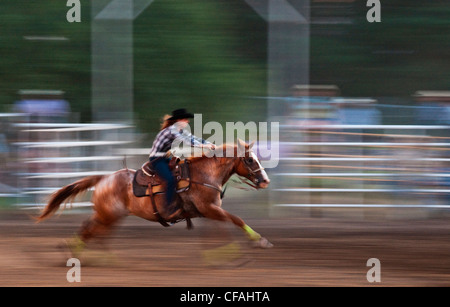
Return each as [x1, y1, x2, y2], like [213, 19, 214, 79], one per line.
[168, 108, 194, 120]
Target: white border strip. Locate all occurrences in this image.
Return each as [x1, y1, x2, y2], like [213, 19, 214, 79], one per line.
[275, 173, 450, 177]
[280, 124, 450, 130]
[281, 142, 450, 147]
[274, 204, 450, 209]
[274, 188, 450, 193]
[280, 157, 450, 162]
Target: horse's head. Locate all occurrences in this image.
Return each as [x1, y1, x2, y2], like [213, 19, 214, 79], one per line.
[235, 139, 270, 189]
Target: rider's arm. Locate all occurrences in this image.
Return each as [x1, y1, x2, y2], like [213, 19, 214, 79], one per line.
[170, 125, 211, 147]
[190, 134, 211, 146]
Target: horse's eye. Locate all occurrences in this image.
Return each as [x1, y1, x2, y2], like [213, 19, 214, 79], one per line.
[247, 158, 253, 163]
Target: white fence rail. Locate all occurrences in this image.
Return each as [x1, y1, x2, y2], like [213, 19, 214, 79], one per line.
[2, 120, 139, 208]
[271, 124, 450, 211]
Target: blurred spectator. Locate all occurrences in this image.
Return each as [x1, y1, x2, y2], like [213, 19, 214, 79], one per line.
[13, 90, 70, 122]
[414, 91, 450, 125]
[336, 98, 381, 125]
[289, 84, 340, 121]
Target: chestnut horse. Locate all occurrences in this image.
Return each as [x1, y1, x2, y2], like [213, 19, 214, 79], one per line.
[37, 141, 272, 254]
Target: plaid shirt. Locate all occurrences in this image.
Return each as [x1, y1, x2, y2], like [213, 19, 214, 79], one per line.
[149, 124, 210, 157]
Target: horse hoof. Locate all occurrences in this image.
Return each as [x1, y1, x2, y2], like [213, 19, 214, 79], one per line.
[251, 237, 273, 249]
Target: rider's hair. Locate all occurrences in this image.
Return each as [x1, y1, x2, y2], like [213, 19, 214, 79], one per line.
[160, 114, 177, 130]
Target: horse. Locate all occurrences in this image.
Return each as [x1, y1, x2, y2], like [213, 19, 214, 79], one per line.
[36, 140, 273, 256]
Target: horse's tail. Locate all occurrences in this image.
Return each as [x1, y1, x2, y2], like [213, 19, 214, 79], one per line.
[36, 175, 105, 222]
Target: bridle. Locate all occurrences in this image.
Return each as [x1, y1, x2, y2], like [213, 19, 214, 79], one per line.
[190, 152, 266, 194]
[239, 153, 265, 188]
[242, 156, 264, 175]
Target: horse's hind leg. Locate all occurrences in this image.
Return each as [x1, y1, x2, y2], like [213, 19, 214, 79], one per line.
[68, 212, 122, 256]
[72, 174, 129, 254]
[79, 213, 115, 242]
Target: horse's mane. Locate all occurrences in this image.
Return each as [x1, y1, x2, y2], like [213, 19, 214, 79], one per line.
[182, 143, 239, 163]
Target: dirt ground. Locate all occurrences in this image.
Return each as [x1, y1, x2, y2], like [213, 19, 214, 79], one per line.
[0, 209, 449, 287]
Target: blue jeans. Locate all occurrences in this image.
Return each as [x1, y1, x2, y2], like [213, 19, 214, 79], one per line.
[149, 157, 176, 206]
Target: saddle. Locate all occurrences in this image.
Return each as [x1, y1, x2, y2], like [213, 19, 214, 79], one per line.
[132, 156, 192, 228]
[133, 157, 191, 197]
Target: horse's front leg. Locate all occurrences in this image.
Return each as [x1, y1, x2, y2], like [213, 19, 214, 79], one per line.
[200, 203, 273, 248]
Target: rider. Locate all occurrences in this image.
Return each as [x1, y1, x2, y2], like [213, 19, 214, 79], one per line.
[149, 108, 215, 213]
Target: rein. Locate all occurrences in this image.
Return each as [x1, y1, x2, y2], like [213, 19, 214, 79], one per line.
[188, 155, 264, 195]
[190, 180, 224, 195]
[190, 180, 222, 193]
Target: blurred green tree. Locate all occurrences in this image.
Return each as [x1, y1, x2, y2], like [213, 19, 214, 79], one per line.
[1, 0, 448, 132]
[310, 0, 449, 97]
[133, 0, 267, 135]
[0, 0, 267, 134]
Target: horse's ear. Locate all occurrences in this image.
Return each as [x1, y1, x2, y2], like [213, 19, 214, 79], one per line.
[237, 138, 247, 148]
[249, 140, 255, 149]
[237, 138, 247, 156]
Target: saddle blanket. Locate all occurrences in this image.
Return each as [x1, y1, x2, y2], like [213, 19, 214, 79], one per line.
[132, 159, 190, 197]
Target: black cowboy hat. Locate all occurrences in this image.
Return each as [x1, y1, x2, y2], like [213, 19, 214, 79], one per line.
[168, 108, 194, 120]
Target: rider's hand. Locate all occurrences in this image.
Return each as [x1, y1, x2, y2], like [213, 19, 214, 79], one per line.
[204, 144, 216, 150]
